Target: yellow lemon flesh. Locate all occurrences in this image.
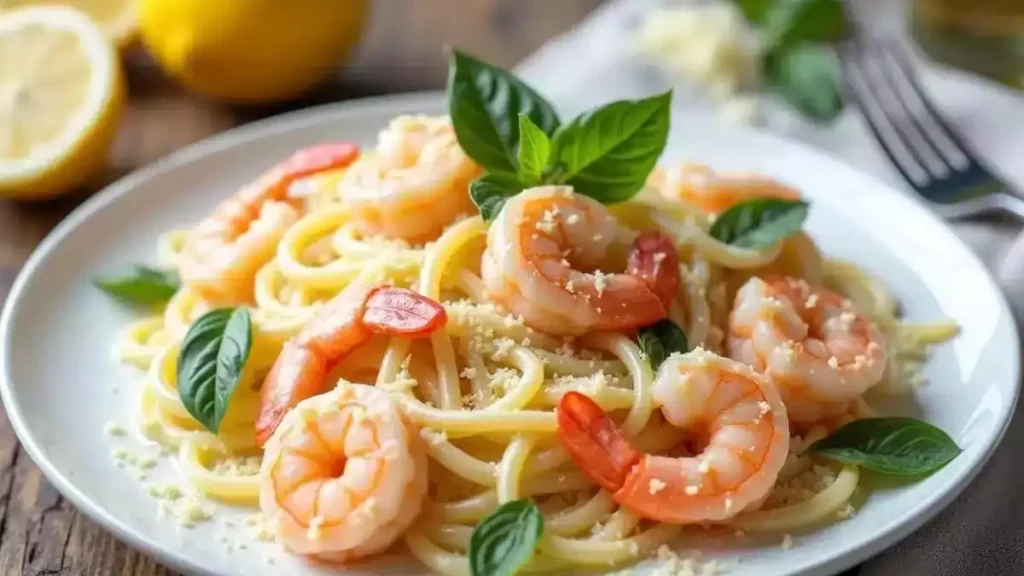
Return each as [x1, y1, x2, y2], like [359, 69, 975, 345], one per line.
[1, 0, 139, 46]
[140, 0, 369, 103]
[0, 6, 125, 200]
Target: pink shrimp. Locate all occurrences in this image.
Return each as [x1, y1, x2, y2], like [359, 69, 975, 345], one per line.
[259, 382, 427, 562]
[179, 143, 360, 305]
[558, 350, 789, 523]
[338, 115, 481, 243]
[648, 162, 800, 215]
[482, 186, 678, 336]
[728, 276, 887, 427]
[255, 282, 447, 446]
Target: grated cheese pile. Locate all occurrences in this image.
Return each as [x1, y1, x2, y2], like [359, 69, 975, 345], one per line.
[633, 1, 763, 124]
[607, 545, 724, 576]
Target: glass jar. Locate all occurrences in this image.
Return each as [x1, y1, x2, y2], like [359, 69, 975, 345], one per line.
[911, 0, 1024, 88]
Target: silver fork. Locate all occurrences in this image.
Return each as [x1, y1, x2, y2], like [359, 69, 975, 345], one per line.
[838, 35, 1024, 219]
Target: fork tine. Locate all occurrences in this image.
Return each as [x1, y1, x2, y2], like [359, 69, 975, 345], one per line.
[883, 40, 976, 168]
[840, 41, 931, 188]
[859, 38, 954, 180]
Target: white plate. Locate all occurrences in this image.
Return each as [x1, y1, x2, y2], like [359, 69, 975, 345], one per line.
[0, 92, 1018, 576]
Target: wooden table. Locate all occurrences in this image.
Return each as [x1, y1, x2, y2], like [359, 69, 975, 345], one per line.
[0, 1, 601, 573]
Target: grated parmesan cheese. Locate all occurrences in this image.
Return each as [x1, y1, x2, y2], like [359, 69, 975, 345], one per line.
[165, 494, 216, 528]
[420, 428, 449, 447]
[836, 503, 855, 519]
[592, 271, 609, 296]
[536, 208, 560, 234]
[649, 478, 667, 494]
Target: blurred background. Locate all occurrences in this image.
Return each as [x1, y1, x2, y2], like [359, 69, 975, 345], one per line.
[2, 0, 1022, 205]
[0, 0, 1022, 574]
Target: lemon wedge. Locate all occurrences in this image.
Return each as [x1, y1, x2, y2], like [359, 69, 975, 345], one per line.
[0, 6, 125, 199]
[1, 0, 139, 46]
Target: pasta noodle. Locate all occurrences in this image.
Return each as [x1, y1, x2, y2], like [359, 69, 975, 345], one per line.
[111, 130, 958, 575]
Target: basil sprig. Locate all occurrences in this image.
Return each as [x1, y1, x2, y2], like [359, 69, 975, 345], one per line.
[810, 417, 962, 476]
[177, 308, 252, 434]
[517, 115, 551, 185]
[469, 499, 544, 576]
[549, 92, 671, 203]
[762, 0, 845, 49]
[730, 0, 846, 121]
[447, 48, 671, 220]
[766, 43, 843, 121]
[448, 49, 559, 175]
[95, 265, 179, 306]
[709, 198, 808, 249]
[637, 319, 688, 370]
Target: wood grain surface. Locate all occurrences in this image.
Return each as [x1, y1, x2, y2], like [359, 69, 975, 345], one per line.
[0, 1, 601, 573]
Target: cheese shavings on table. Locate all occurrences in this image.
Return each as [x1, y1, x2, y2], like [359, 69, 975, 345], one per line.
[633, 1, 763, 123]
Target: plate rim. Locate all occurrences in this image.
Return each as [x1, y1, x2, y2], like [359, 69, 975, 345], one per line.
[0, 90, 1018, 576]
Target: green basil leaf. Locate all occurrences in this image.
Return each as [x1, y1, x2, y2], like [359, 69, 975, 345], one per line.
[731, 0, 773, 24]
[177, 308, 252, 434]
[809, 417, 961, 476]
[637, 331, 666, 370]
[651, 319, 688, 357]
[470, 173, 521, 222]
[767, 43, 844, 122]
[550, 91, 671, 203]
[447, 49, 560, 174]
[517, 114, 551, 186]
[765, 0, 846, 49]
[637, 319, 688, 370]
[95, 265, 179, 306]
[709, 198, 809, 248]
[469, 499, 544, 576]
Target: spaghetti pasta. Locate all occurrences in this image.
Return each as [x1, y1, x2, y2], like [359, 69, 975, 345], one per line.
[109, 117, 958, 575]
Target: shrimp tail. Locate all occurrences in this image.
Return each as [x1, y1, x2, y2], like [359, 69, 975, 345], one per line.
[363, 287, 448, 337]
[556, 391, 641, 494]
[627, 231, 680, 310]
[255, 286, 448, 447]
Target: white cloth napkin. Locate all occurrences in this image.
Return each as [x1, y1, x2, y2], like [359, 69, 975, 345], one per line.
[515, 0, 1024, 574]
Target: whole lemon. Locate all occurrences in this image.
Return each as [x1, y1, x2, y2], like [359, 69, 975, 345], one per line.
[139, 0, 369, 103]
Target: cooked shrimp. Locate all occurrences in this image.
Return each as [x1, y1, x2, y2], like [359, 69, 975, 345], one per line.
[482, 186, 677, 336]
[259, 382, 427, 562]
[338, 115, 481, 243]
[648, 162, 799, 214]
[728, 276, 886, 426]
[557, 350, 789, 523]
[179, 143, 360, 305]
[255, 282, 447, 446]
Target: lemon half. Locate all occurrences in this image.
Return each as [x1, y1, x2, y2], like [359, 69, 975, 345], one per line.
[0, 6, 125, 199]
[1, 0, 138, 46]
